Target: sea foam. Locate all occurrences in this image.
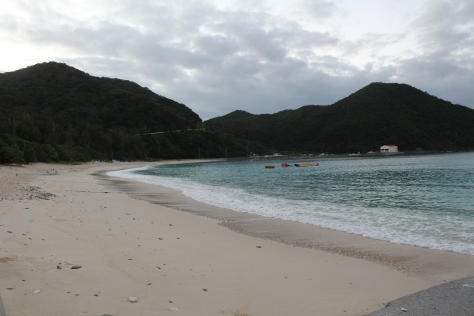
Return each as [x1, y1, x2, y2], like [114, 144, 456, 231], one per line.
[108, 165, 474, 255]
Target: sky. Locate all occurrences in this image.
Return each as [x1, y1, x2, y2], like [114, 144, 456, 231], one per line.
[1, 0, 473, 120]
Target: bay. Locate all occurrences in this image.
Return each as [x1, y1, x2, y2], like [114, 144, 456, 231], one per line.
[109, 152, 474, 255]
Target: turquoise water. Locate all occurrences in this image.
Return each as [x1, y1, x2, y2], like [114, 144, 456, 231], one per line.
[110, 152, 474, 255]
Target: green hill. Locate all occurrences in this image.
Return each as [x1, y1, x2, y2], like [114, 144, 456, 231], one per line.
[0, 62, 264, 163]
[3, 63, 472, 164]
[206, 83, 474, 153]
[0, 61, 201, 133]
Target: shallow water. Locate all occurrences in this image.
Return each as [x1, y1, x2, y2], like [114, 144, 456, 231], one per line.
[109, 152, 474, 255]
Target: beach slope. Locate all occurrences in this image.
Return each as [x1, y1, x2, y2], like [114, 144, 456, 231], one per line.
[0, 162, 469, 316]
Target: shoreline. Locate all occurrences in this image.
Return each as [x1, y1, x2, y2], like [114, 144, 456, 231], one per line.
[245, 150, 474, 160]
[98, 163, 474, 284]
[0, 160, 472, 315]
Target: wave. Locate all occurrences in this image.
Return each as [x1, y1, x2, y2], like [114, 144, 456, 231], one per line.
[108, 167, 474, 255]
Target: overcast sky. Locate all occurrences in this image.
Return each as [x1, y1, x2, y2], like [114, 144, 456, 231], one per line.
[1, 0, 473, 120]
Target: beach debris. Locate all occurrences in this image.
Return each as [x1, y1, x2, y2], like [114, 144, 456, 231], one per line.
[33, 290, 41, 294]
[401, 308, 408, 312]
[128, 296, 138, 303]
[170, 307, 179, 312]
[62, 261, 82, 269]
[7, 288, 13, 290]
[0, 257, 16, 263]
[57, 265, 62, 269]
[256, 246, 262, 248]
[202, 289, 208, 291]
[7, 231, 12, 233]
[20, 186, 56, 200]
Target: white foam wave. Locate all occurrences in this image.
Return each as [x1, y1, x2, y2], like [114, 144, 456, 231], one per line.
[108, 168, 474, 255]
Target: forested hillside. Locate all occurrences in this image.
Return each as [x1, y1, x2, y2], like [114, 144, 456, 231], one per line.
[0, 62, 264, 163]
[3, 63, 472, 165]
[206, 83, 474, 153]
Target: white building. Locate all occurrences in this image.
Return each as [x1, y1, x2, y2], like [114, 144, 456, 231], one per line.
[380, 145, 398, 153]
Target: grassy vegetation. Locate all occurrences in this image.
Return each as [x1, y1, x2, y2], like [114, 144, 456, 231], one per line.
[50, 161, 89, 165]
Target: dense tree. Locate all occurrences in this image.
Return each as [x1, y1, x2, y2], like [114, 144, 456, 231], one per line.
[2, 63, 472, 164]
[1, 62, 265, 164]
[206, 83, 474, 153]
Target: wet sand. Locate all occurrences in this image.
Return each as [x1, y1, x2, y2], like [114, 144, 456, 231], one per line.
[98, 167, 474, 284]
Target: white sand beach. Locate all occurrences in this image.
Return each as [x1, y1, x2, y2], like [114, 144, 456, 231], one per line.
[1, 161, 473, 316]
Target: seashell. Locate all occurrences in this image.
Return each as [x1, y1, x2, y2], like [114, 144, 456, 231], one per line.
[128, 296, 138, 303]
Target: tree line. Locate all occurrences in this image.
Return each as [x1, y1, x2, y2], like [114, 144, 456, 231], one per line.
[0, 62, 266, 164]
[0, 114, 265, 164]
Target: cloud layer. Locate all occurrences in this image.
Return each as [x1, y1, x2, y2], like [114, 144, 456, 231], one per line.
[1, 0, 473, 119]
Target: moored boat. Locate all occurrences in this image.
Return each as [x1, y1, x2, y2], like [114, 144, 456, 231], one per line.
[265, 165, 275, 168]
[294, 162, 319, 167]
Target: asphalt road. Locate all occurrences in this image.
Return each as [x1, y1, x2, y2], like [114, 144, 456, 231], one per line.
[366, 277, 474, 316]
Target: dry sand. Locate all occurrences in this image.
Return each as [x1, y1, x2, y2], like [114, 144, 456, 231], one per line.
[0, 161, 472, 316]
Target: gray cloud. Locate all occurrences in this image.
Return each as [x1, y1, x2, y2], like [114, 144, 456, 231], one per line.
[393, 0, 474, 105]
[301, 0, 339, 20]
[1, 0, 473, 120]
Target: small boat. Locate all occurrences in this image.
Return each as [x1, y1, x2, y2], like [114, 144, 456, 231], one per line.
[281, 163, 292, 167]
[294, 162, 319, 167]
[265, 165, 275, 168]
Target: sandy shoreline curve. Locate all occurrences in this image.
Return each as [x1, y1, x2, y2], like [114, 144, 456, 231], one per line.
[1, 160, 473, 316]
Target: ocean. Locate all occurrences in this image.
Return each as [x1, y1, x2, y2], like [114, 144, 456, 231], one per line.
[108, 152, 474, 255]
